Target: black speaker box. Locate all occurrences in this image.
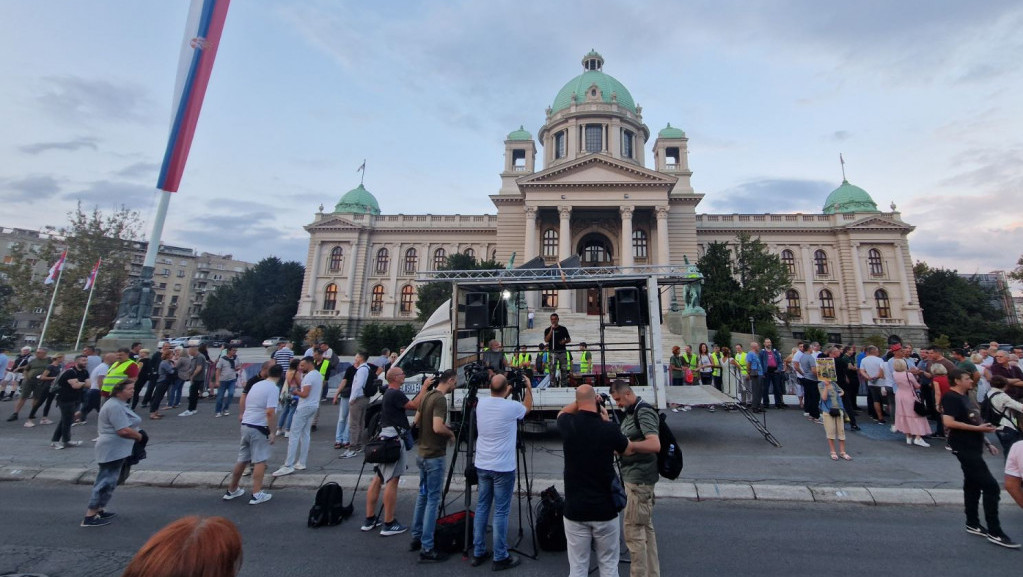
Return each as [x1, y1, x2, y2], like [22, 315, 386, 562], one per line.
[465, 292, 489, 329]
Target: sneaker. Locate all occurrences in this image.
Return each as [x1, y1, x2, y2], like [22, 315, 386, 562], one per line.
[294, 464, 307, 471]
[380, 520, 408, 536]
[66, 440, 83, 447]
[966, 523, 989, 537]
[361, 516, 382, 532]
[680, 405, 691, 411]
[81, 514, 111, 527]
[5, 412, 17, 422]
[671, 407, 679, 413]
[271, 466, 294, 477]
[223, 488, 245, 500]
[96, 510, 117, 519]
[987, 532, 1020, 549]
[913, 438, 931, 448]
[214, 412, 223, 417]
[492, 555, 521, 571]
[418, 549, 448, 563]
[201, 391, 210, 398]
[890, 425, 898, 433]
[52, 442, 65, 450]
[178, 410, 194, 417]
[248, 491, 272, 505]
[284, 431, 290, 438]
[275, 429, 284, 436]
[409, 538, 422, 552]
[222, 411, 230, 416]
[340, 449, 361, 459]
[39, 417, 53, 425]
[471, 551, 492, 567]
[707, 406, 716, 412]
[72, 419, 86, 427]
[23, 419, 35, 428]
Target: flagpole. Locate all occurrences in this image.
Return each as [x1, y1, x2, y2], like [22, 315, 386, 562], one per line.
[39, 258, 66, 349]
[75, 260, 102, 350]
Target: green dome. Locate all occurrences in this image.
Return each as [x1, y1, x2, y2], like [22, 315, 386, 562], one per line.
[552, 51, 636, 115]
[507, 125, 532, 141]
[334, 184, 381, 215]
[822, 180, 879, 214]
[658, 123, 685, 139]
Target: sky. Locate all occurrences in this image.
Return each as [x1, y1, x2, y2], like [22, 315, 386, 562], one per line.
[1, 0, 1021, 285]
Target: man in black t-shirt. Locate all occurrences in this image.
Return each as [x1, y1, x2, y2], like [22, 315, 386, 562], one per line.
[557, 385, 630, 577]
[544, 313, 571, 386]
[942, 368, 1019, 549]
[50, 354, 89, 448]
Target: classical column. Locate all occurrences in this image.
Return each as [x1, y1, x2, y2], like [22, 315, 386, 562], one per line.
[620, 206, 634, 268]
[345, 238, 358, 298]
[801, 246, 816, 322]
[524, 206, 538, 258]
[850, 242, 866, 316]
[893, 242, 912, 307]
[655, 206, 670, 265]
[558, 206, 572, 312]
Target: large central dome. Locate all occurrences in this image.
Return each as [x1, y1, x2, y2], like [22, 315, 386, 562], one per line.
[551, 50, 636, 115]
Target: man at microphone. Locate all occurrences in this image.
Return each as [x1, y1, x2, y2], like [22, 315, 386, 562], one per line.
[544, 313, 571, 387]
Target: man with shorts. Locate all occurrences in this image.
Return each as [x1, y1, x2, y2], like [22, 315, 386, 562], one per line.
[7, 348, 50, 423]
[1, 347, 31, 401]
[223, 364, 281, 505]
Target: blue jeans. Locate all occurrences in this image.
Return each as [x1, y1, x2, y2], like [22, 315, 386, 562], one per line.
[168, 378, 185, 407]
[473, 468, 515, 561]
[411, 455, 446, 551]
[214, 379, 237, 413]
[88, 458, 125, 511]
[277, 400, 296, 431]
[334, 399, 350, 444]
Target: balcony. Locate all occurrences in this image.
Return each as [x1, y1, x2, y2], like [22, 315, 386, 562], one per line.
[873, 317, 904, 326]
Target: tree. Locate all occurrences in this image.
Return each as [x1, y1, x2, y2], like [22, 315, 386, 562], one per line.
[1010, 255, 1023, 283]
[698, 233, 791, 333]
[697, 242, 740, 330]
[864, 334, 888, 351]
[200, 257, 304, 338]
[0, 281, 15, 349]
[914, 261, 1022, 345]
[416, 253, 504, 323]
[358, 322, 418, 354]
[802, 327, 829, 346]
[712, 325, 732, 349]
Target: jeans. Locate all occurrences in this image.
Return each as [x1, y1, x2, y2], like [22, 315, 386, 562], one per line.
[214, 379, 237, 413]
[748, 375, 762, 409]
[277, 401, 296, 431]
[800, 378, 821, 419]
[953, 450, 1002, 535]
[168, 378, 185, 407]
[765, 370, 784, 406]
[88, 459, 125, 511]
[284, 404, 317, 467]
[334, 398, 350, 444]
[411, 455, 446, 551]
[623, 482, 659, 577]
[996, 428, 1021, 458]
[148, 380, 170, 414]
[473, 468, 516, 561]
[564, 517, 620, 577]
[51, 401, 77, 444]
[79, 389, 101, 421]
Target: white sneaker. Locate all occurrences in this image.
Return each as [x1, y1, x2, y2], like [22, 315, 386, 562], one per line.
[284, 431, 290, 438]
[249, 491, 272, 505]
[271, 466, 295, 477]
[913, 438, 931, 448]
[890, 425, 897, 433]
[66, 440, 83, 447]
[340, 449, 361, 459]
[178, 410, 194, 417]
[223, 488, 245, 500]
[294, 464, 307, 471]
[39, 418, 53, 425]
[52, 442, 65, 450]
[23, 420, 35, 428]
[222, 411, 230, 416]
[214, 412, 222, 418]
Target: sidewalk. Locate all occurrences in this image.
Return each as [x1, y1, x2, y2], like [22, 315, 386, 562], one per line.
[0, 393, 1005, 505]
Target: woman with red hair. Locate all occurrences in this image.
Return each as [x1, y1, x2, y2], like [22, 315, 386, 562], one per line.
[122, 515, 242, 577]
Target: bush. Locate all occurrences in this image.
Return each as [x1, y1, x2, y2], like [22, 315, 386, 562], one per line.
[864, 334, 887, 351]
[802, 327, 829, 346]
[713, 326, 732, 349]
[288, 323, 308, 351]
[359, 323, 418, 355]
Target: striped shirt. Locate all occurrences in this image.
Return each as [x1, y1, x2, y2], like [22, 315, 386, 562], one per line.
[272, 347, 294, 372]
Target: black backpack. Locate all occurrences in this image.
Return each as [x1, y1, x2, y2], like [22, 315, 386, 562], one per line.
[308, 482, 352, 527]
[535, 486, 567, 551]
[980, 391, 1005, 427]
[634, 402, 685, 480]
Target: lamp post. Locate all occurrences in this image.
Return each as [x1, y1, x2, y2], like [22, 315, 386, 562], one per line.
[750, 316, 756, 340]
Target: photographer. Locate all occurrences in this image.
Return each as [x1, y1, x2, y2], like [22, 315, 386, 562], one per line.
[557, 385, 630, 577]
[410, 370, 457, 562]
[471, 373, 532, 570]
[609, 381, 662, 577]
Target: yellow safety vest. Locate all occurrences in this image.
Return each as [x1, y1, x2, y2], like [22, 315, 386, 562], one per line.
[514, 353, 532, 368]
[735, 352, 749, 376]
[316, 359, 329, 377]
[579, 351, 592, 373]
[711, 352, 721, 376]
[681, 352, 698, 369]
[102, 360, 134, 394]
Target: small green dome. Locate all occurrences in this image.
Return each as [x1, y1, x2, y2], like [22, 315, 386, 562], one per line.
[507, 125, 532, 141]
[658, 123, 685, 139]
[552, 52, 636, 115]
[334, 184, 381, 215]
[822, 179, 879, 214]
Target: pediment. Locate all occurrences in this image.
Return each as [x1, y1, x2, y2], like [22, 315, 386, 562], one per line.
[304, 214, 367, 232]
[842, 215, 914, 231]
[518, 155, 676, 188]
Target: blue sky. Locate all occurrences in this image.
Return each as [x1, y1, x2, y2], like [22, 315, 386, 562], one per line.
[1, 0, 1021, 283]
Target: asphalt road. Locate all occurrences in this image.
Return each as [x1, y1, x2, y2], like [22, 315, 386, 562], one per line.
[2, 482, 1021, 576]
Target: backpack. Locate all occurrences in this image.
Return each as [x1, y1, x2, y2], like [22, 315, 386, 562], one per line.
[634, 402, 685, 480]
[535, 486, 567, 551]
[980, 391, 1005, 427]
[307, 482, 352, 527]
[363, 377, 381, 398]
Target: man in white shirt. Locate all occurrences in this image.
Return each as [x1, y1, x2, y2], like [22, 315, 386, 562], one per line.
[223, 365, 280, 505]
[859, 346, 886, 423]
[76, 353, 111, 425]
[273, 357, 323, 476]
[341, 353, 371, 459]
[1006, 441, 1023, 511]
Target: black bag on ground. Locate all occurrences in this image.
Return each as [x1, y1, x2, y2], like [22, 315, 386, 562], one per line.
[536, 485, 567, 551]
[364, 435, 402, 464]
[434, 510, 475, 553]
[308, 482, 353, 527]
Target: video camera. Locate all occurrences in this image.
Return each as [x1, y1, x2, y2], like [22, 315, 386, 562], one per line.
[421, 370, 443, 389]
[463, 362, 489, 389]
[505, 368, 529, 402]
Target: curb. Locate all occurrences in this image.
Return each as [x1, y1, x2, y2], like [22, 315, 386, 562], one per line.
[0, 465, 997, 506]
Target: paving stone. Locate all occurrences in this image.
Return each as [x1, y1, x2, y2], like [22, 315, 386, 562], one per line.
[123, 469, 180, 487]
[0, 467, 42, 481]
[867, 487, 935, 505]
[695, 482, 755, 500]
[267, 473, 327, 488]
[752, 484, 814, 502]
[656, 482, 698, 499]
[810, 486, 874, 504]
[33, 468, 88, 483]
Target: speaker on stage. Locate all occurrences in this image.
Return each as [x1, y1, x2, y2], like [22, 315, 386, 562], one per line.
[614, 287, 642, 326]
[465, 292, 490, 329]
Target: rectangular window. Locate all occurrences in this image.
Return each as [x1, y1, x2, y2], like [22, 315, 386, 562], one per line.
[585, 124, 602, 152]
[621, 129, 634, 159]
[554, 131, 566, 159]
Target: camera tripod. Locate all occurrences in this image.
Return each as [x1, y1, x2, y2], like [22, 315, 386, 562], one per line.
[508, 420, 538, 559]
[599, 396, 632, 572]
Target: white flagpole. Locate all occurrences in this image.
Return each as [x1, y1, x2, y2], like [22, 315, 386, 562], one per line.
[75, 261, 102, 350]
[39, 259, 67, 349]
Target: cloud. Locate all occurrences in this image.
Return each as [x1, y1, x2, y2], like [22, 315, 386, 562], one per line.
[169, 223, 308, 264]
[702, 178, 834, 213]
[0, 175, 61, 202]
[115, 162, 161, 179]
[36, 76, 153, 124]
[63, 180, 160, 210]
[19, 137, 99, 154]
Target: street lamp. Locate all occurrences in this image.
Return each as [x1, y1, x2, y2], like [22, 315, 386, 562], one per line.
[750, 316, 756, 340]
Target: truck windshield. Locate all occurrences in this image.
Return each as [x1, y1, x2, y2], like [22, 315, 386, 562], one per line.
[396, 340, 442, 377]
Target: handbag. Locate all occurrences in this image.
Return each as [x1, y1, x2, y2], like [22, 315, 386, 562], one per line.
[828, 407, 841, 417]
[912, 393, 928, 417]
[610, 474, 627, 512]
[364, 435, 402, 464]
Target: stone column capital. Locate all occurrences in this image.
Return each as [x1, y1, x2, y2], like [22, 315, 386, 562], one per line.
[559, 206, 572, 219]
[620, 206, 634, 219]
[524, 206, 537, 218]
[656, 206, 670, 219]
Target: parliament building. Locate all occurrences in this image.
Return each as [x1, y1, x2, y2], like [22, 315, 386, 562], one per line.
[296, 51, 928, 346]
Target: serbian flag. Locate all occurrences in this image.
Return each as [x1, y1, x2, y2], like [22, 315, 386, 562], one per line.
[44, 251, 67, 285]
[83, 259, 102, 291]
[156, 0, 232, 192]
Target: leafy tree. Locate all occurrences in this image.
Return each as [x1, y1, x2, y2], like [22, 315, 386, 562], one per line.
[697, 242, 740, 330]
[200, 257, 304, 338]
[416, 253, 504, 323]
[288, 323, 308, 351]
[802, 327, 829, 346]
[698, 233, 790, 332]
[914, 262, 1022, 345]
[358, 322, 418, 354]
[712, 326, 732, 349]
[0, 282, 15, 349]
[1010, 255, 1023, 283]
[864, 334, 888, 351]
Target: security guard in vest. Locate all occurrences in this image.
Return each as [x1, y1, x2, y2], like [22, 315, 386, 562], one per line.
[313, 349, 330, 379]
[102, 347, 140, 400]
[681, 345, 699, 372]
[733, 344, 751, 407]
[578, 342, 592, 374]
[711, 344, 723, 391]
[512, 345, 533, 376]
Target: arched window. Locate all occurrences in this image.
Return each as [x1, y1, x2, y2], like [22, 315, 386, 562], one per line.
[464, 248, 476, 260]
[323, 283, 337, 311]
[781, 249, 795, 275]
[375, 248, 390, 275]
[433, 248, 446, 269]
[541, 289, 558, 309]
[400, 285, 415, 314]
[632, 230, 648, 259]
[819, 289, 835, 319]
[786, 289, 801, 318]
[404, 248, 418, 274]
[542, 229, 558, 257]
[814, 250, 829, 276]
[874, 288, 891, 318]
[371, 284, 385, 313]
[328, 247, 343, 272]
[868, 248, 884, 277]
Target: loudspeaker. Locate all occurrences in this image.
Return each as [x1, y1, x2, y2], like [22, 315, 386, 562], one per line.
[465, 292, 489, 329]
[614, 287, 642, 326]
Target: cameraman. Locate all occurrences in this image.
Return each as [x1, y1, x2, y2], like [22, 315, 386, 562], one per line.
[471, 373, 532, 570]
[558, 385, 630, 577]
[410, 370, 457, 562]
[610, 381, 662, 577]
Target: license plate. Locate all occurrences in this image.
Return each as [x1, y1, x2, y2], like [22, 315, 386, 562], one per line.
[401, 382, 422, 395]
